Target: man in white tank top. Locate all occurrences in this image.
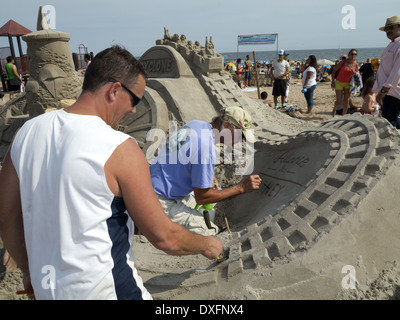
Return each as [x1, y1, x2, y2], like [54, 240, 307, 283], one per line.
[0, 45, 223, 300]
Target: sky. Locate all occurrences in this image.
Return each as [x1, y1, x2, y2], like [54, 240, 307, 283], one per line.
[0, 0, 397, 57]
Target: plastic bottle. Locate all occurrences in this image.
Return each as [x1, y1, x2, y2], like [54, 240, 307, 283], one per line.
[301, 88, 307, 93]
[20, 74, 25, 93]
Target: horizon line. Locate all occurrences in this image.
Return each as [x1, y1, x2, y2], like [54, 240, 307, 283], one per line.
[220, 46, 385, 54]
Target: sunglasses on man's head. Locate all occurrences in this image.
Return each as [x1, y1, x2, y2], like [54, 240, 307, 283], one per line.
[108, 78, 141, 107]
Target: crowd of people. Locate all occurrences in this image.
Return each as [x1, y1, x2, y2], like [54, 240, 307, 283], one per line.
[226, 15, 400, 122]
[0, 15, 399, 300]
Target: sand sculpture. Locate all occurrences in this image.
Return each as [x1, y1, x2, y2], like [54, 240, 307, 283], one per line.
[1, 25, 400, 300]
[22, 29, 82, 117]
[118, 29, 400, 299]
[0, 8, 82, 160]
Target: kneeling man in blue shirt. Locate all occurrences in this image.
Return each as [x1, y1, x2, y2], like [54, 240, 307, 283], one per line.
[150, 107, 262, 235]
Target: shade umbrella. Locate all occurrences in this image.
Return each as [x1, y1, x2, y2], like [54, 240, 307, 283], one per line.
[227, 62, 236, 72]
[0, 20, 32, 58]
[317, 59, 334, 66]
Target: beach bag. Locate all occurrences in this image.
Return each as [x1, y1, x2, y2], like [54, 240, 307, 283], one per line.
[353, 72, 362, 88]
[350, 72, 363, 95]
[350, 72, 362, 89]
[333, 60, 346, 80]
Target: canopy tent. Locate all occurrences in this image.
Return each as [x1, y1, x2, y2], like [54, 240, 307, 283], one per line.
[0, 19, 32, 58]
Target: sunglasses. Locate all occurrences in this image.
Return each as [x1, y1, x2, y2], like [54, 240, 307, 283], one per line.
[108, 78, 141, 107]
[384, 24, 400, 31]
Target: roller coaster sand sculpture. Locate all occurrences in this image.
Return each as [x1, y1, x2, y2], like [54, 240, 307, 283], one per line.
[1, 26, 400, 300]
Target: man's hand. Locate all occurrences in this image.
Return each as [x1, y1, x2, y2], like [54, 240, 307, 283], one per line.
[376, 92, 384, 106]
[201, 236, 224, 260]
[212, 176, 219, 190]
[193, 175, 262, 205]
[239, 175, 262, 193]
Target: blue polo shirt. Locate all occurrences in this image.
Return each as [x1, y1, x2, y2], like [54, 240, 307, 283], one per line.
[150, 121, 216, 199]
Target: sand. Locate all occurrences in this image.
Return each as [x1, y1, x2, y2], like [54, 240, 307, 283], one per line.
[242, 78, 364, 123]
[1, 80, 399, 300]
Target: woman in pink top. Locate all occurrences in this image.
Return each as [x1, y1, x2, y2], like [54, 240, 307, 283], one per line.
[331, 49, 359, 116]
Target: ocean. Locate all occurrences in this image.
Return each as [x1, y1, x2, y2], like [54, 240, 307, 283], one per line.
[221, 47, 385, 64]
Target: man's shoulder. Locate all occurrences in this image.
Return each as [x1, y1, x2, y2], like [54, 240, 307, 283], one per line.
[110, 136, 142, 167]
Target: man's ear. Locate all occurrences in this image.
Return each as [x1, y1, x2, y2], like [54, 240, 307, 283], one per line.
[107, 82, 119, 103]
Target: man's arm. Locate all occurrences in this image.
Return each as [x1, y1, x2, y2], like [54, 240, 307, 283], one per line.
[376, 86, 390, 105]
[193, 174, 261, 205]
[0, 150, 30, 276]
[285, 65, 290, 78]
[105, 138, 223, 259]
[11, 64, 24, 83]
[271, 65, 275, 81]
[377, 49, 400, 105]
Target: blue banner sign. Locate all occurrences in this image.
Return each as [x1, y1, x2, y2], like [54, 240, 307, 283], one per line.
[238, 34, 277, 46]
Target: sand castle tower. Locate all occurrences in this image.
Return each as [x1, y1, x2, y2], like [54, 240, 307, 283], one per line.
[0, 7, 82, 161]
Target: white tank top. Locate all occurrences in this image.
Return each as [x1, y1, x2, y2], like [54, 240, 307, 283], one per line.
[11, 109, 151, 300]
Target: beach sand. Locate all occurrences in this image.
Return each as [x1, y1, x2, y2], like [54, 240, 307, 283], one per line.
[0, 80, 395, 301]
[241, 78, 364, 123]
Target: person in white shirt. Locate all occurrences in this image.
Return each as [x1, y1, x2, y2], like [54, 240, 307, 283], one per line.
[0, 45, 224, 300]
[372, 16, 400, 128]
[271, 50, 290, 109]
[301, 55, 318, 114]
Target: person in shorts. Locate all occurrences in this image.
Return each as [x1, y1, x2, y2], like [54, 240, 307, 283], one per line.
[244, 55, 253, 87]
[331, 49, 359, 116]
[271, 50, 290, 109]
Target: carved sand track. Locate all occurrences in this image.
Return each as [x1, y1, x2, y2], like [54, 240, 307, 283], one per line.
[218, 114, 400, 275]
[133, 114, 400, 299]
